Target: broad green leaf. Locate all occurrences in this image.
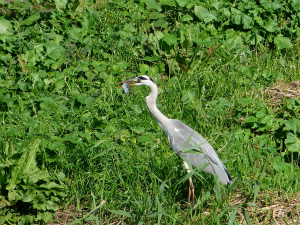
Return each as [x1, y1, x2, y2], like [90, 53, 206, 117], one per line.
[0, 52, 12, 61]
[274, 35, 293, 50]
[140, 64, 149, 74]
[44, 42, 66, 60]
[39, 182, 64, 190]
[285, 133, 300, 153]
[211, 1, 223, 10]
[233, 14, 242, 25]
[20, 13, 40, 25]
[163, 33, 178, 46]
[263, 19, 277, 32]
[244, 116, 258, 123]
[182, 89, 195, 104]
[7, 140, 40, 190]
[238, 98, 254, 105]
[194, 6, 217, 23]
[260, 0, 281, 10]
[0, 19, 12, 34]
[112, 61, 128, 73]
[181, 14, 193, 21]
[130, 126, 145, 134]
[242, 14, 252, 29]
[160, 0, 175, 6]
[149, 12, 163, 19]
[68, 26, 82, 41]
[77, 61, 90, 72]
[153, 18, 168, 28]
[123, 23, 137, 33]
[143, 56, 159, 62]
[144, 0, 162, 11]
[176, 0, 189, 7]
[285, 118, 300, 133]
[18, 82, 29, 91]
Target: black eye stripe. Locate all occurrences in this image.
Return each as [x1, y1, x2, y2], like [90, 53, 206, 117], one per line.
[138, 76, 147, 80]
[137, 76, 155, 83]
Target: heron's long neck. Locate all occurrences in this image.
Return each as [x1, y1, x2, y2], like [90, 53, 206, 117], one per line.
[146, 84, 170, 129]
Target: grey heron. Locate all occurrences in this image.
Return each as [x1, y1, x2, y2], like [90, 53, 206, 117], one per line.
[117, 75, 232, 206]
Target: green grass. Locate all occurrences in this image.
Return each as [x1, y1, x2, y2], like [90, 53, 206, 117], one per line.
[1, 0, 300, 224]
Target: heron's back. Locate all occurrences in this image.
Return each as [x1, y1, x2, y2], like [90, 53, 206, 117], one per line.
[165, 119, 232, 184]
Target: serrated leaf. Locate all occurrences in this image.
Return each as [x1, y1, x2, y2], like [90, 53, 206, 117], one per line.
[20, 13, 40, 25]
[39, 182, 64, 190]
[194, 6, 217, 23]
[7, 140, 40, 190]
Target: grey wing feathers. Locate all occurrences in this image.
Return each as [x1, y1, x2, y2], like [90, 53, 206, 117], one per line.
[167, 119, 232, 184]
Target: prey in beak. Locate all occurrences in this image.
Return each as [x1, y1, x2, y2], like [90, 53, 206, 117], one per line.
[116, 77, 141, 95]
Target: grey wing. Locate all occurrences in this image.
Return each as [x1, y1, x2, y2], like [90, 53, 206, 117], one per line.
[167, 119, 232, 184]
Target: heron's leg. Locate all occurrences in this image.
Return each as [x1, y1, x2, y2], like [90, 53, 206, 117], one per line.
[183, 161, 195, 207]
[188, 176, 195, 207]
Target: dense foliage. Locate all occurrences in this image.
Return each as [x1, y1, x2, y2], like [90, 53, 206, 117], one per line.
[0, 0, 300, 224]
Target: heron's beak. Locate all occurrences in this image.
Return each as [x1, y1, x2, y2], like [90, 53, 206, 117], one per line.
[116, 77, 141, 87]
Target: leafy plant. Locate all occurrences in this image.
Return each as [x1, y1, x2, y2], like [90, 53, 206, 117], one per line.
[0, 140, 65, 224]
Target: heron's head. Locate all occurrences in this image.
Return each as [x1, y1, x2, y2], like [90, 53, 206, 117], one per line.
[132, 75, 155, 86]
[117, 75, 155, 87]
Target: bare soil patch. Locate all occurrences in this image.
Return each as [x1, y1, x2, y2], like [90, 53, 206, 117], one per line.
[265, 80, 300, 104]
